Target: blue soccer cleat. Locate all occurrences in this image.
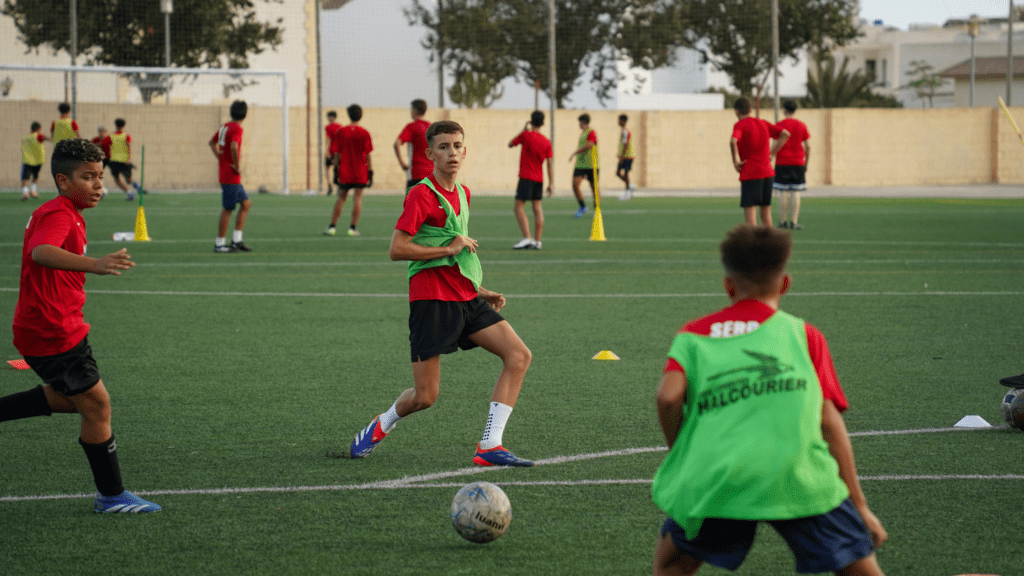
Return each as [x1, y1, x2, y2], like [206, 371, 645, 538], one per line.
[473, 444, 535, 467]
[349, 414, 389, 458]
[574, 206, 587, 218]
[93, 490, 161, 513]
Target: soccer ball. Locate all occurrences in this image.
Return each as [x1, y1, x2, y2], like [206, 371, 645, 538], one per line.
[450, 481, 512, 544]
[1003, 388, 1024, 430]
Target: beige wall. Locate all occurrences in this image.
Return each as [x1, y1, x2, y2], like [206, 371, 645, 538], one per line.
[6, 101, 1024, 193]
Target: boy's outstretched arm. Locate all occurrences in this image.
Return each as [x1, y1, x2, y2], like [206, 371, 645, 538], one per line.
[31, 245, 134, 276]
[656, 371, 687, 448]
[388, 229, 477, 262]
[821, 399, 888, 548]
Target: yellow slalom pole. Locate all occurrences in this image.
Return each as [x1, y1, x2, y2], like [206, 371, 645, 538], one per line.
[589, 144, 606, 241]
[134, 145, 151, 241]
[998, 96, 1024, 145]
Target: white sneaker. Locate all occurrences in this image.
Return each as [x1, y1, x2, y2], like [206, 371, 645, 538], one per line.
[513, 238, 534, 250]
[531, 241, 542, 250]
[619, 190, 632, 201]
[629, 183, 636, 190]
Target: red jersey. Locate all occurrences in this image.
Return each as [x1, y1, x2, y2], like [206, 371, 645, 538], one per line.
[332, 125, 373, 185]
[13, 195, 90, 357]
[91, 136, 111, 159]
[664, 299, 849, 412]
[398, 119, 433, 180]
[395, 175, 478, 303]
[325, 122, 343, 156]
[732, 117, 783, 181]
[511, 130, 553, 183]
[774, 117, 810, 167]
[212, 121, 243, 185]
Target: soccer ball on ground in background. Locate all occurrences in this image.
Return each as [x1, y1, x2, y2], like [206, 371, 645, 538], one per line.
[1003, 389, 1024, 430]
[450, 481, 512, 543]
[1000, 388, 1024, 429]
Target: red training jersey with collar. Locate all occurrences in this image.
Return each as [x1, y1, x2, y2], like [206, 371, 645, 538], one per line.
[13, 195, 90, 357]
[332, 125, 373, 184]
[325, 122, 343, 156]
[395, 175, 478, 303]
[732, 117, 783, 181]
[511, 130, 553, 183]
[774, 117, 810, 167]
[398, 119, 433, 180]
[212, 122, 243, 185]
[663, 299, 849, 412]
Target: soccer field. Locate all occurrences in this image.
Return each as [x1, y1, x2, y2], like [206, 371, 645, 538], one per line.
[1, 191, 1023, 575]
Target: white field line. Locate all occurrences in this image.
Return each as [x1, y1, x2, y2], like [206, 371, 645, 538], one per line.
[1, 428, 1018, 503]
[2, 288, 1023, 299]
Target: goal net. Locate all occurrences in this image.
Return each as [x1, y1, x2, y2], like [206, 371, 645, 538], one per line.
[0, 63, 288, 193]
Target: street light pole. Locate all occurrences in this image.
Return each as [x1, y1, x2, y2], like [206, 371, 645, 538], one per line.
[969, 15, 979, 106]
[70, 0, 77, 117]
[771, 0, 780, 122]
[161, 0, 173, 105]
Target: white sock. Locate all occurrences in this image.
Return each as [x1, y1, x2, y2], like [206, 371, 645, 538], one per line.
[232, 230, 243, 243]
[215, 237, 227, 247]
[21, 186, 28, 196]
[380, 402, 402, 433]
[30, 183, 37, 193]
[479, 402, 513, 450]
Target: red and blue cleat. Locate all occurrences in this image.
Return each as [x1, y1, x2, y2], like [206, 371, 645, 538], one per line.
[349, 415, 389, 458]
[473, 443, 535, 467]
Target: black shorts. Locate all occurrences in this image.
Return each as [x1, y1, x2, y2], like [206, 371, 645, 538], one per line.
[101, 158, 110, 169]
[573, 167, 597, 184]
[617, 158, 634, 172]
[336, 183, 366, 191]
[515, 178, 544, 201]
[408, 296, 504, 362]
[21, 164, 42, 181]
[774, 165, 807, 191]
[23, 337, 101, 397]
[740, 177, 773, 208]
[109, 161, 132, 179]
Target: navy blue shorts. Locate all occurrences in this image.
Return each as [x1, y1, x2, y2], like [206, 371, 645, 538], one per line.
[740, 177, 774, 207]
[23, 337, 101, 397]
[774, 165, 807, 191]
[408, 296, 504, 362]
[221, 183, 249, 210]
[21, 163, 42, 181]
[660, 499, 875, 573]
[617, 158, 634, 172]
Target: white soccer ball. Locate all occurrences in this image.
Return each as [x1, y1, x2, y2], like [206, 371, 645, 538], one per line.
[1001, 388, 1024, 427]
[1003, 388, 1024, 430]
[450, 481, 512, 543]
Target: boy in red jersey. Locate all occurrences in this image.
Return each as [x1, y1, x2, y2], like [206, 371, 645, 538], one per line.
[393, 99, 434, 190]
[348, 120, 535, 468]
[91, 125, 110, 198]
[0, 138, 160, 514]
[508, 110, 553, 250]
[324, 110, 342, 196]
[208, 100, 252, 253]
[324, 104, 373, 237]
[651, 224, 885, 576]
[50, 102, 81, 145]
[774, 100, 811, 230]
[730, 97, 789, 226]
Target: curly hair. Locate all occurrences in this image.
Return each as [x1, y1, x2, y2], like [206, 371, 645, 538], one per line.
[720, 224, 792, 289]
[51, 138, 105, 186]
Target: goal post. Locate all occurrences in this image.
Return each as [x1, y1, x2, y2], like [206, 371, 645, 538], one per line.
[0, 63, 288, 194]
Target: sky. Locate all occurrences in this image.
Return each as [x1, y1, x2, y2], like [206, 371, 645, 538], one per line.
[321, 0, 1019, 110]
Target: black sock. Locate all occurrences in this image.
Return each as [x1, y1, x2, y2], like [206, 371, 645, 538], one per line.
[0, 385, 52, 422]
[79, 436, 125, 497]
[578, 199, 585, 208]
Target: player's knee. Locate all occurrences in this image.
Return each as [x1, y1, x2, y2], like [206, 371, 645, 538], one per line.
[411, 390, 438, 411]
[506, 344, 532, 373]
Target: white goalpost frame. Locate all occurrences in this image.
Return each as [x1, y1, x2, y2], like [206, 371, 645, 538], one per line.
[0, 63, 289, 194]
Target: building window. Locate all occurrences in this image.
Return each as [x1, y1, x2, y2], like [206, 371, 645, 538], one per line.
[880, 59, 887, 86]
[865, 59, 877, 82]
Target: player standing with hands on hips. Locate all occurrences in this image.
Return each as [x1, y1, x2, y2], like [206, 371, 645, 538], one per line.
[209, 100, 252, 253]
[773, 99, 811, 230]
[0, 138, 161, 514]
[347, 120, 535, 467]
[651, 224, 886, 575]
[730, 97, 789, 226]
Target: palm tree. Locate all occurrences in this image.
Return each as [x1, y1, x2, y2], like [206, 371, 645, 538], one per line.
[805, 52, 874, 108]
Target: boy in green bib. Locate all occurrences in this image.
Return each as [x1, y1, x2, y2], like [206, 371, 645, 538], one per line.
[347, 120, 534, 467]
[652, 225, 886, 575]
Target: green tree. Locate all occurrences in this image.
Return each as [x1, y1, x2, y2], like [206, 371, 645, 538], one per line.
[682, 0, 860, 98]
[449, 69, 505, 108]
[803, 52, 901, 108]
[2, 0, 284, 103]
[905, 59, 944, 108]
[405, 0, 685, 108]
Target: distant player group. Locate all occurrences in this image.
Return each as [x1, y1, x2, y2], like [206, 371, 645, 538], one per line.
[20, 102, 142, 203]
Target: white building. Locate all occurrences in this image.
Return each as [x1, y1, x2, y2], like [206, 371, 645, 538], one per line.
[835, 17, 1024, 108]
